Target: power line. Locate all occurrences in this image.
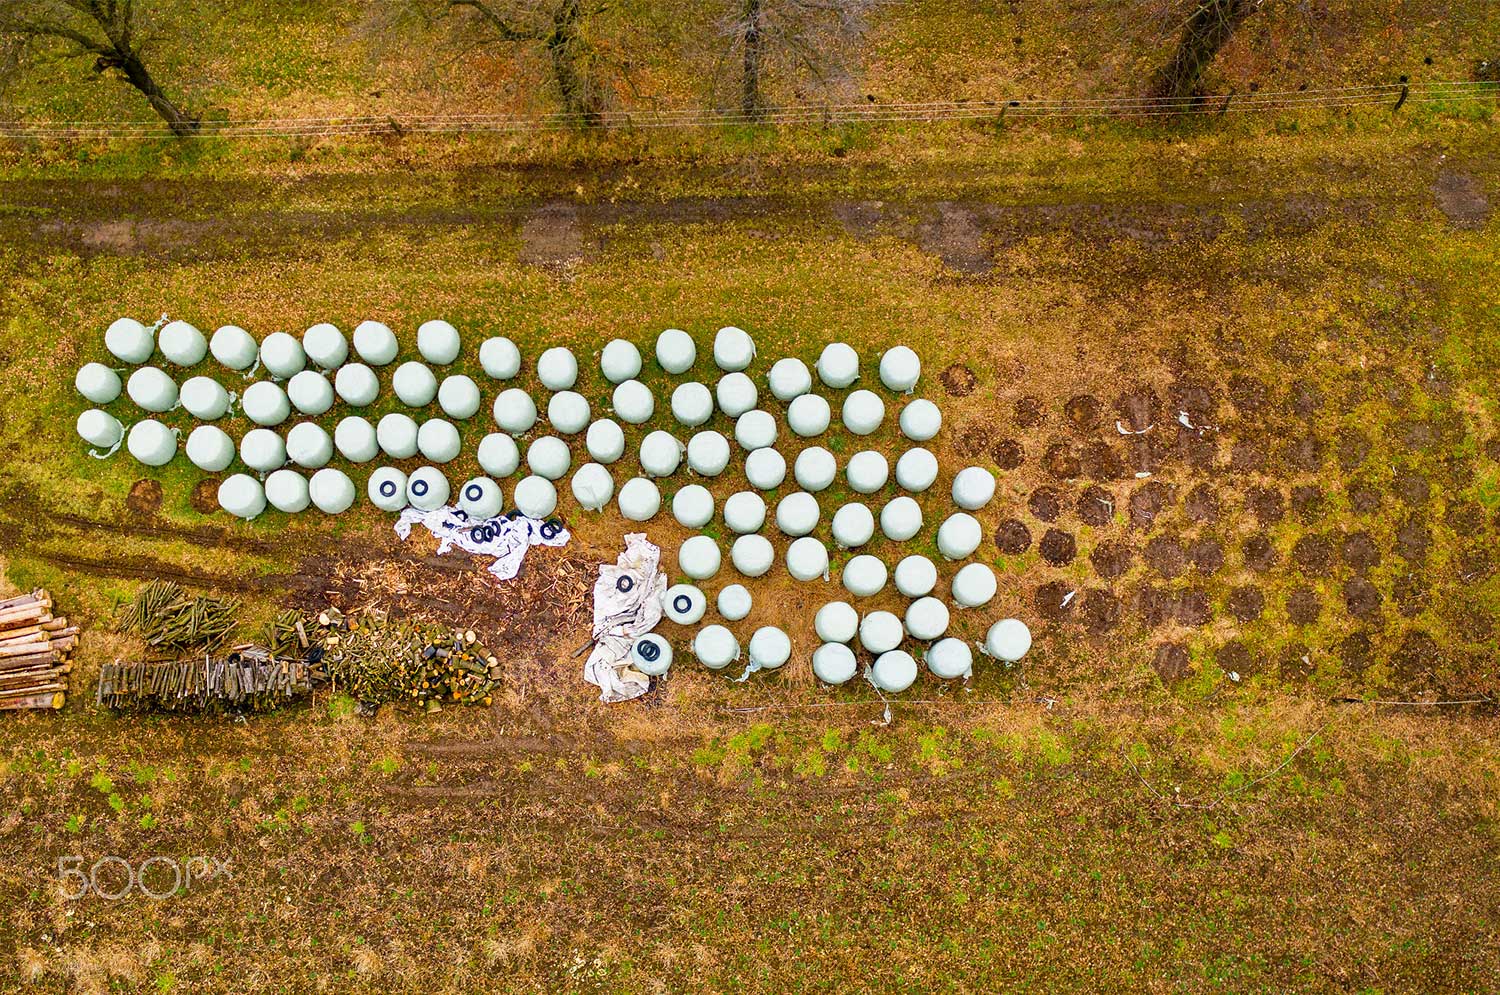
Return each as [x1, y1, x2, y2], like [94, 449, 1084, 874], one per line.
[0, 80, 1492, 139]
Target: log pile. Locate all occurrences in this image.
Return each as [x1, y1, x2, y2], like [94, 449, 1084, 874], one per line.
[0, 590, 77, 711]
[96, 645, 314, 712]
[311, 607, 500, 712]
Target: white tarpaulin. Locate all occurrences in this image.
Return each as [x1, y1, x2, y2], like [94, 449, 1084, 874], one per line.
[394, 505, 570, 581]
[583, 533, 667, 704]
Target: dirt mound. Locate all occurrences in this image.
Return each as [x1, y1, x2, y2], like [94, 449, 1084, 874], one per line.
[940, 364, 977, 396]
[1038, 529, 1076, 565]
[127, 479, 164, 516]
[994, 519, 1032, 554]
[991, 439, 1025, 470]
[1152, 643, 1191, 684]
[1077, 485, 1115, 525]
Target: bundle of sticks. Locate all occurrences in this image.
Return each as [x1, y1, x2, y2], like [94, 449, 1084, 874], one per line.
[96, 644, 314, 712]
[0, 589, 77, 711]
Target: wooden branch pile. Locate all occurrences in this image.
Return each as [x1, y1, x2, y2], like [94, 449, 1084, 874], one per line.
[96, 645, 314, 713]
[0, 590, 77, 711]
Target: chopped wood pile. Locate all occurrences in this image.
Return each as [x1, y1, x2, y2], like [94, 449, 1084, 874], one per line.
[311, 607, 501, 712]
[0, 589, 77, 711]
[96, 645, 314, 712]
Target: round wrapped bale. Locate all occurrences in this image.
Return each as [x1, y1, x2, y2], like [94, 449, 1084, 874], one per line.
[334, 363, 380, 407]
[617, 477, 660, 522]
[655, 329, 696, 374]
[458, 476, 504, 519]
[302, 323, 347, 369]
[894, 554, 937, 598]
[477, 432, 521, 477]
[640, 431, 684, 477]
[158, 320, 207, 367]
[841, 389, 885, 435]
[678, 535, 722, 580]
[286, 421, 334, 468]
[526, 435, 571, 480]
[878, 346, 921, 393]
[734, 409, 777, 451]
[950, 563, 997, 608]
[239, 428, 286, 472]
[377, 412, 419, 459]
[775, 492, 820, 537]
[479, 336, 521, 379]
[631, 634, 673, 676]
[767, 358, 811, 401]
[786, 394, 831, 438]
[713, 326, 755, 372]
[570, 462, 614, 511]
[816, 342, 859, 389]
[904, 597, 950, 641]
[871, 650, 918, 692]
[859, 611, 904, 654]
[406, 465, 450, 511]
[745, 448, 786, 490]
[75, 363, 122, 405]
[393, 361, 437, 407]
[126, 419, 177, 466]
[747, 626, 790, 670]
[672, 484, 714, 528]
[334, 416, 379, 463]
[367, 467, 409, 512]
[127, 366, 178, 413]
[77, 409, 124, 450]
[439, 375, 483, 420]
[352, 320, 399, 366]
[927, 638, 973, 679]
[687, 431, 731, 477]
[547, 390, 590, 434]
[309, 468, 356, 514]
[671, 382, 714, 427]
[717, 584, 752, 621]
[417, 319, 460, 365]
[180, 376, 230, 420]
[831, 502, 874, 549]
[895, 448, 938, 492]
[786, 536, 829, 581]
[731, 534, 774, 577]
[846, 450, 889, 494]
[218, 474, 266, 520]
[241, 380, 289, 427]
[937, 512, 982, 560]
[259, 332, 305, 379]
[899, 399, 941, 442]
[185, 424, 233, 471]
[815, 601, 859, 643]
[716, 373, 757, 418]
[513, 475, 558, 519]
[982, 619, 1032, 662]
[105, 317, 153, 364]
[493, 388, 538, 434]
[537, 347, 578, 391]
[879, 496, 923, 542]
[601, 339, 642, 384]
[841, 554, 887, 597]
[723, 491, 766, 534]
[287, 370, 334, 415]
[692, 625, 739, 670]
[417, 419, 462, 463]
[612, 379, 654, 425]
[662, 584, 707, 625]
[585, 419, 625, 464]
[794, 447, 837, 492]
[211, 325, 260, 371]
[265, 469, 311, 514]
[813, 643, 858, 685]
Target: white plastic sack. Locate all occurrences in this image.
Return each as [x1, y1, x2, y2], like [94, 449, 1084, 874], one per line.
[394, 502, 569, 580]
[583, 534, 667, 702]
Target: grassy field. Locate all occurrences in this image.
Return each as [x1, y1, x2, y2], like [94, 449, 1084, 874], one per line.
[1, 92, 1499, 992]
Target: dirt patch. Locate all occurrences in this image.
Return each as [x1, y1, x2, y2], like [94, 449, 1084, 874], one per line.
[1175, 588, 1212, 626]
[1027, 487, 1062, 522]
[1128, 481, 1172, 529]
[1394, 573, 1429, 617]
[518, 201, 586, 267]
[1341, 532, 1381, 573]
[1171, 425, 1216, 470]
[1246, 486, 1285, 524]
[1393, 470, 1431, 506]
[1227, 585, 1264, 622]
[1080, 589, 1121, 633]
[1113, 389, 1158, 434]
[1347, 482, 1382, 514]
[1343, 577, 1383, 622]
[1080, 441, 1125, 480]
[955, 423, 994, 459]
[1290, 485, 1323, 519]
[1227, 374, 1269, 415]
[1340, 632, 1373, 674]
[1077, 485, 1115, 525]
[1033, 580, 1076, 621]
[1089, 540, 1133, 579]
[1337, 429, 1371, 472]
[1283, 435, 1324, 472]
[1152, 643, 1191, 684]
[189, 479, 221, 515]
[1217, 640, 1254, 676]
[994, 519, 1032, 554]
[1185, 537, 1224, 574]
[1279, 643, 1314, 682]
[1014, 395, 1045, 429]
[991, 439, 1025, 470]
[1391, 632, 1443, 687]
[915, 201, 991, 274]
[1064, 394, 1101, 433]
[1169, 381, 1216, 423]
[1042, 442, 1081, 479]
[1143, 537, 1185, 578]
[1444, 500, 1484, 534]
[126, 479, 164, 517]
[1038, 529, 1077, 566]
[1286, 381, 1323, 418]
[1242, 534, 1279, 573]
[1432, 169, 1491, 229]
[1229, 440, 1266, 474]
[1395, 419, 1438, 453]
[1395, 518, 1430, 563]
[940, 364, 977, 397]
[1292, 534, 1335, 576]
[1455, 543, 1496, 582]
[1286, 586, 1321, 624]
[1135, 586, 1173, 628]
[1183, 484, 1219, 523]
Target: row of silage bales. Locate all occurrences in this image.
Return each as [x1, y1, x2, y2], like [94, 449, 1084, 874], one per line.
[80, 320, 964, 549]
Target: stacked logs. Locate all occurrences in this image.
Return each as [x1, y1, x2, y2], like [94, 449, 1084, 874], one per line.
[96, 645, 314, 712]
[311, 608, 500, 712]
[0, 590, 77, 711]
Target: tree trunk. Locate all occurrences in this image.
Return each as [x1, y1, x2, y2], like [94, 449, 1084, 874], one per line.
[741, 0, 764, 120]
[1150, 0, 1259, 103]
[546, 0, 600, 126]
[109, 49, 199, 136]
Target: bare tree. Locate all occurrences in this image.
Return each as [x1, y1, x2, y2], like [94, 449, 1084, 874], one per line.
[720, 0, 879, 120]
[422, 0, 608, 124]
[0, 0, 197, 134]
[1149, 0, 1263, 102]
